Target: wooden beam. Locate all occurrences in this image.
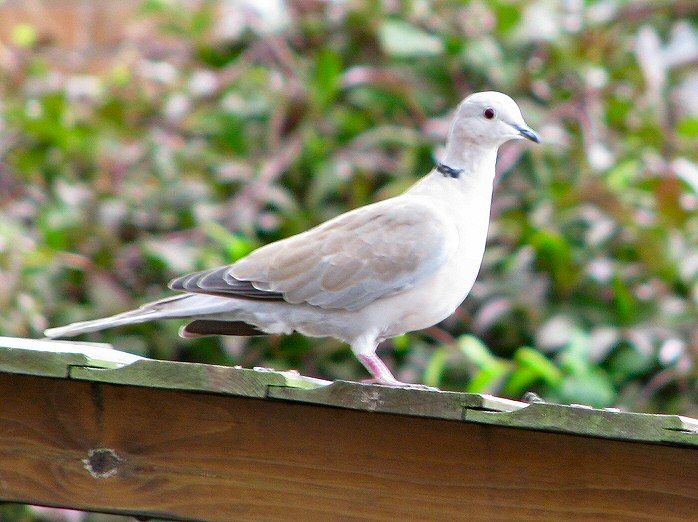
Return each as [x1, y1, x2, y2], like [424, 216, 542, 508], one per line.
[1, 338, 698, 520]
[2, 371, 698, 521]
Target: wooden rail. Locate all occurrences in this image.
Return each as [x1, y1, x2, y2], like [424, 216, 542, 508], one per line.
[1, 336, 698, 521]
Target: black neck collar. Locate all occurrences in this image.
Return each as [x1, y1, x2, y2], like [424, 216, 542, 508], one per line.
[435, 162, 464, 179]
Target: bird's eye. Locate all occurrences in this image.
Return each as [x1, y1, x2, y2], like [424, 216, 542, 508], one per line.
[483, 107, 496, 120]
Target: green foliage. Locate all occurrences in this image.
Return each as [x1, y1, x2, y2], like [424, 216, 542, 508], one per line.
[378, 19, 444, 57]
[1, 0, 698, 415]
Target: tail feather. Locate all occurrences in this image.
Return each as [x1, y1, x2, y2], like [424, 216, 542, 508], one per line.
[44, 308, 161, 338]
[180, 319, 268, 338]
[44, 294, 240, 338]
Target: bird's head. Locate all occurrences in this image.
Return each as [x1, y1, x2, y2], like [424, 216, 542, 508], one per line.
[449, 91, 540, 148]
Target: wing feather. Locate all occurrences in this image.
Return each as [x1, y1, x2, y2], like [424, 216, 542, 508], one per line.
[170, 197, 458, 311]
[169, 267, 285, 301]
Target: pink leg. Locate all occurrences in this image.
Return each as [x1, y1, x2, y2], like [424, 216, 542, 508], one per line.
[356, 353, 437, 390]
[357, 353, 400, 384]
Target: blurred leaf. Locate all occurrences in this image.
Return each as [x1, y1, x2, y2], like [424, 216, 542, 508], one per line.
[378, 20, 444, 58]
[677, 117, 698, 138]
[493, 2, 522, 34]
[611, 274, 637, 325]
[458, 335, 509, 393]
[140, 0, 171, 14]
[607, 344, 655, 381]
[504, 347, 562, 396]
[467, 363, 509, 394]
[458, 335, 498, 368]
[313, 49, 343, 109]
[606, 160, 639, 192]
[12, 23, 37, 47]
[423, 345, 449, 387]
[504, 366, 540, 396]
[559, 332, 593, 375]
[392, 333, 410, 352]
[198, 113, 249, 154]
[202, 221, 257, 261]
[515, 347, 563, 385]
[530, 229, 575, 290]
[559, 369, 616, 407]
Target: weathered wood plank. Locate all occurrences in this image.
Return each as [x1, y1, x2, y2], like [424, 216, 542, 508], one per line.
[0, 337, 141, 376]
[0, 337, 328, 398]
[2, 338, 698, 448]
[2, 372, 698, 522]
[269, 380, 475, 420]
[465, 401, 698, 447]
[69, 360, 323, 398]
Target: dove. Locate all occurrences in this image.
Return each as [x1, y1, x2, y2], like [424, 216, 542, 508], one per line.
[44, 91, 540, 386]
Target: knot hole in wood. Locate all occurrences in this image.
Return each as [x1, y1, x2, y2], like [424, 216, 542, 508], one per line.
[83, 448, 122, 479]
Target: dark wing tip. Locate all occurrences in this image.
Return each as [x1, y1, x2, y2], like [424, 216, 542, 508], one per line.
[168, 267, 286, 301]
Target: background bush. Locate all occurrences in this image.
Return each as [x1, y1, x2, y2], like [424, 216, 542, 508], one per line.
[1, 0, 698, 418]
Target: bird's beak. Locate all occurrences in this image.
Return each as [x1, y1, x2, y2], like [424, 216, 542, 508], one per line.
[511, 123, 541, 143]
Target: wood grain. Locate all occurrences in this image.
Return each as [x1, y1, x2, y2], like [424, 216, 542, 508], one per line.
[1, 373, 697, 521]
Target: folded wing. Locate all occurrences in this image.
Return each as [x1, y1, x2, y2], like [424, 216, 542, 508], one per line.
[170, 198, 457, 311]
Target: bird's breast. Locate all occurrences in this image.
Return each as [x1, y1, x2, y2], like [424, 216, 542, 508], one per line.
[378, 185, 493, 337]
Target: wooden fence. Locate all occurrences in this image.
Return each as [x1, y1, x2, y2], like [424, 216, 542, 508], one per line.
[1, 336, 698, 521]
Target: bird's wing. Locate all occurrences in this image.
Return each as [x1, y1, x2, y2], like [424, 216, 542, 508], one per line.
[170, 197, 458, 311]
[169, 266, 286, 301]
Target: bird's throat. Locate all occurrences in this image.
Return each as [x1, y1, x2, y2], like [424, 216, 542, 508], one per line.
[440, 145, 498, 184]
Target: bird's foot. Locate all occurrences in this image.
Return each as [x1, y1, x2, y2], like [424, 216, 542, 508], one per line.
[361, 378, 439, 391]
[355, 353, 439, 390]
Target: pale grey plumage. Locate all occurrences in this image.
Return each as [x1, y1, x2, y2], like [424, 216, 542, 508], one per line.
[172, 199, 454, 311]
[44, 91, 540, 386]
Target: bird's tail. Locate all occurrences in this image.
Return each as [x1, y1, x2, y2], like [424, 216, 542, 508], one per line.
[43, 294, 235, 338]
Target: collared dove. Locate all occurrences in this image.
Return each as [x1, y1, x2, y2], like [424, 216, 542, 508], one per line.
[45, 91, 540, 386]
